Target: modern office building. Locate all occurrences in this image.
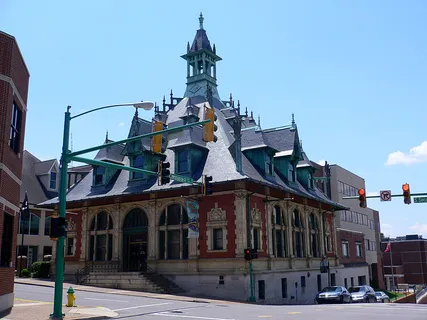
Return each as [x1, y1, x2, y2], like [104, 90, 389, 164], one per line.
[0, 30, 30, 313]
[312, 162, 384, 289]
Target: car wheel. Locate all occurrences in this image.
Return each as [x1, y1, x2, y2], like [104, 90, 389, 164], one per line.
[340, 296, 344, 303]
[365, 297, 369, 303]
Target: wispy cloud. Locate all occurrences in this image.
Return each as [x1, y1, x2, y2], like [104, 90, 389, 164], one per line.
[118, 122, 124, 126]
[381, 223, 393, 237]
[317, 160, 326, 166]
[385, 141, 427, 165]
[409, 223, 427, 236]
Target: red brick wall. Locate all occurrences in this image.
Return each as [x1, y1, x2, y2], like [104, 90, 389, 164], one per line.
[337, 229, 366, 264]
[199, 194, 236, 258]
[326, 213, 335, 258]
[0, 32, 29, 300]
[65, 211, 83, 261]
[251, 195, 267, 257]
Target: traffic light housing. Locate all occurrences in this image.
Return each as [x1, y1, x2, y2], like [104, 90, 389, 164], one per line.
[244, 248, 252, 261]
[158, 159, 171, 185]
[50, 216, 67, 240]
[402, 183, 411, 204]
[152, 121, 164, 154]
[358, 188, 367, 208]
[244, 248, 258, 261]
[203, 175, 213, 195]
[203, 106, 218, 142]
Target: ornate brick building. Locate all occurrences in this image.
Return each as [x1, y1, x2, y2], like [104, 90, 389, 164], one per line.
[40, 14, 346, 304]
[0, 30, 30, 313]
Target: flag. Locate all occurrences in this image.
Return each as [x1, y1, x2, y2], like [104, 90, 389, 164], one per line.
[384, 241, 391, 253]
[20, 193, 30, 220]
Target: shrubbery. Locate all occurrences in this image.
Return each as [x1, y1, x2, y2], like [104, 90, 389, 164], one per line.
[31, 261, 51, 278]
[20, 268, 31, 277]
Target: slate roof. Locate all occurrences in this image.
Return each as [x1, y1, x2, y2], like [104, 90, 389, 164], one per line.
[95, 139, 125, 164]
[37, 18, 346, 211]
[21, 151, 58, 204]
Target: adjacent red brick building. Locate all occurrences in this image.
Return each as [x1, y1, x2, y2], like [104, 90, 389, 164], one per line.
[381, 235, 427, 290]
[0, 30, 30, 313]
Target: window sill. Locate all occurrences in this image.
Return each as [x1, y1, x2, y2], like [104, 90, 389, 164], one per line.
[207, 249, 227, 253]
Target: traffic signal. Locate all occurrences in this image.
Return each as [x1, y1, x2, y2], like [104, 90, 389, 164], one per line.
[358, 188, 367, 208]
[152, 121, 164, 153]
[244, 248, 258, 261]
[203, 106, 218, 142]
[402, 183, 411, 204]
[203, 175, 213, 195]
[158, 159, 170, 185]
[244, 248, 252, 261]
[50, 216, 67, 240]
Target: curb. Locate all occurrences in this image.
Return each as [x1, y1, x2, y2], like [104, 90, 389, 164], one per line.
[14, 280, 229, 305]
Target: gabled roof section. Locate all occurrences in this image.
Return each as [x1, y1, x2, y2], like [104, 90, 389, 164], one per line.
[21, 151, 58, 204]
[122, 112, 153, 155]
[34, 159, 56, 175]
[94, 137, 125, 164]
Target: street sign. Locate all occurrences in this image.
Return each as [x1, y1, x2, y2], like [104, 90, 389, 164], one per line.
[414, 197, 427, 203]
[380, 190, 392, 202]
[170, 174, 194, 184]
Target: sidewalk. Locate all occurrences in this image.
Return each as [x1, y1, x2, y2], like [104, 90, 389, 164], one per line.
[14, 277, 235, 304]
[1, 299, 117, 320]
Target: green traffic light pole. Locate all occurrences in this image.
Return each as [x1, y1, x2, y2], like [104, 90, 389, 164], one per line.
[51, 103, 212, 319]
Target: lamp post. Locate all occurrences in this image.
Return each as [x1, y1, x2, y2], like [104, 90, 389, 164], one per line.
[51, 101, 154, 320]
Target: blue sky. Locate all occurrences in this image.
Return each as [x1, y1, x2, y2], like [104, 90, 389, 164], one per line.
[1, 1, 426, 237]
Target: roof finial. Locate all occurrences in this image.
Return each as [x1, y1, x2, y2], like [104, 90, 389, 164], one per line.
[105, 130, 109, 142]
[251, 111, 253, 118]
[292, 113, 295, 124]
[199, 12, 204, 30]
[187, 41, 190, 53]
[213, 43, 216, 54]
[245, 107, 248, 117]
[258, 115, 261, 127]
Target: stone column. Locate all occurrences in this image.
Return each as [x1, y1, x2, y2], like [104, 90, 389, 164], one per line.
[146, 201, 157, 260]
[318, 210, 325, 257]
[266, 203, 273, 257]
[304, 207, 311, 258]
[80, 208, 88, 262]
[234, 191, 248, 257]
[111, 204, 120, 261]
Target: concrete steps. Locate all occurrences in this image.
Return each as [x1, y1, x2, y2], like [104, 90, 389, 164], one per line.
[85, 272, 164, 293]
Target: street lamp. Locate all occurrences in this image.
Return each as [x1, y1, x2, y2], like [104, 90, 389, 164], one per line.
[51, 101, 153, 320]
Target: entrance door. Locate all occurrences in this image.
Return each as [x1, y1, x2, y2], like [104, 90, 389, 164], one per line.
[127, 242, 147, 271]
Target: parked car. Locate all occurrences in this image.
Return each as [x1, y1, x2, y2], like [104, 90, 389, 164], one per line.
[316, 286, 353, 304]
[348, 285, 377, 303]
[375, 291, 390, 303]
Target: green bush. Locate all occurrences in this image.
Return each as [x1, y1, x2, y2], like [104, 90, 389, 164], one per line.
[21, 268, 31, 278]
[31, 261, 51, 278]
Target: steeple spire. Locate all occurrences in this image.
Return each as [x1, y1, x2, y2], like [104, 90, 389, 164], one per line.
[182, 13, 222, 100]
[199, 12, 204, 30]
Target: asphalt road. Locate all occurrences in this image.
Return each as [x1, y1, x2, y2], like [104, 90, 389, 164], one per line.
[14, 284, 427, 320]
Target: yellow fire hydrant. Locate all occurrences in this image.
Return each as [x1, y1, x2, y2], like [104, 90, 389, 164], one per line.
[66, 287, 76, 307]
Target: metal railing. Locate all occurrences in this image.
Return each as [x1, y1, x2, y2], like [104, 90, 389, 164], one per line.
[75, 260, 121, 284]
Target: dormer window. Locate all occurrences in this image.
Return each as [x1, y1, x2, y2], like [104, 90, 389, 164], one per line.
[50, 171, 57, 189]
[265, 154, 273, 175]
[132, 155, 145, 180]
[308, 172, 314, 189]
[288, 162, 295, 182]
[177, 150, 189, 173]
[93, 166, 105, 185]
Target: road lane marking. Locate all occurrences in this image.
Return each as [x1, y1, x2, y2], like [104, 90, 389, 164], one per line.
[258, 316, 272, 318]
[85, 297, 129, 302]
[288, 312, 301, 314]
[153, 313, 235, 320]
[113, 302, 172, 312]
[14, 302, 52, 307]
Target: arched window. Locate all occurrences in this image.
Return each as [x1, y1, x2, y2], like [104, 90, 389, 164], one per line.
[88, 212, 113, 261]
[272, 205, 287, 258]
[292, 209, 305, 258]
[310, 213, 320, 258]
[44, 216, 51, 236]
[124, 208, 148, 229]
[158, 204, 188, 260]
